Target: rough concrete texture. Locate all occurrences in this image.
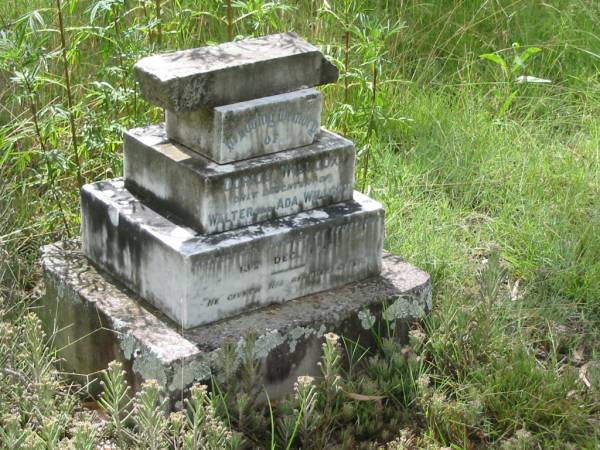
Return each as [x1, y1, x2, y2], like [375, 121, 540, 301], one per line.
[165, 89, 323, 163]
[39, 241, 432, 408]
[134, 33, 338, 112]
[81, 179, 384, 328]
[124, 124, 355, 234]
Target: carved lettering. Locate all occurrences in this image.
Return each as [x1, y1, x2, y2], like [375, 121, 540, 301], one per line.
[268, 279, 284, 289]
[222, 155, 346, 193]
[240, 262, 260, 273]
[208, 183, 352, 230]
[206, 297, 219, 306]
[223, 107, 320, 152]
[226, 286, 261, 302]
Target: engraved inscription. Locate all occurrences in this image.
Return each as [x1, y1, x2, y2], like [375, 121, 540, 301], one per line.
[240, 262, 260, 273]
[206, 297, 219, 306]
[206, 149, 352, 232]
[196, 213, 381, 311]
[224, 109, 320, 151]
[207, 183, 352, 230]
[227, 286, 260, 302]
[222, 154, 344, 190]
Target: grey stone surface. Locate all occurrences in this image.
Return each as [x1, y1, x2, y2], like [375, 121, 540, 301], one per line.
[81, 179, 384, 329]
[165, 89, 323, 163]
[134, 33, 338, 112]
[124, 124, 355, 234]
[39, 240, 432, 407]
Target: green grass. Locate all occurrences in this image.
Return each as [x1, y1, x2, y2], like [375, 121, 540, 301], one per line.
[1, 0, 599, 448]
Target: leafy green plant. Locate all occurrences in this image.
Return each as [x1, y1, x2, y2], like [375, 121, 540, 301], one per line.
[69, 420, 98, 450]
[232, 0, 295, 36]
[98, 361, 132, 445]
[353, 14, 405, 191]
[318, 0, 361, 104]
[183, 384, 234, 449]
[0, 10, 72, 238]
[226, 0, 233, 41]
[55, 0, 83, 188]
[319, 5, 405, 191]
[133, 379, 168, 449]
[0, 309, 76, 447]
[95, 364, 240, 449]
[480, 42, 545, 117]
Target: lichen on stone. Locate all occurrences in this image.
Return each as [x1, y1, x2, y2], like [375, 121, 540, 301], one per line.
[358, 308, 376, 330]
[254, 330, 285, 358]
[288, 326, 324, 353]
[120, 334, 168, 387]
[169, 355, 213, 392]
[120, 334, 136, 360]
[382, 295, 426, 321]
[132, 349, 168, 387]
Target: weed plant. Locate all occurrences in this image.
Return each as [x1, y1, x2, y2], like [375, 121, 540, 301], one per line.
[1, 0, 599, 448]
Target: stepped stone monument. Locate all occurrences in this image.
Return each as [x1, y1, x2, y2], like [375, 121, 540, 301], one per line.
[40, 33, 432, 406]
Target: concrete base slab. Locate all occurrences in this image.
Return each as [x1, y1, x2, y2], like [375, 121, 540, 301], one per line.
[124, 125, 355, 234]
[39, 241, 431, 409]
[81, 179, 384, 328]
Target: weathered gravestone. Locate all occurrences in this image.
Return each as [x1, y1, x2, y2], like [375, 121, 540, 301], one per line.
[39, 33, 432, 407]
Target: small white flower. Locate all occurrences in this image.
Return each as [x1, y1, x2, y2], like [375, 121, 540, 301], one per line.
[324, 332, 340, 344]
[296, 375, 315, 389]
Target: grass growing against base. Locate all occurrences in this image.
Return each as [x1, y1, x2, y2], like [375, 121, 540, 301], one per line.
[1, 0, 599, 448]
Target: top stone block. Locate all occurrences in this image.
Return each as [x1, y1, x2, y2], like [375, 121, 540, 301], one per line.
[134, 33, 339, 112]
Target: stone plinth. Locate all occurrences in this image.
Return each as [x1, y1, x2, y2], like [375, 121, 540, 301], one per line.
[124, 125, 355, 234]
[81, 179, 384, 329]
[39, 241, 432, 408]
[166, 89, 322, 163]
[134, 33, 338, 112]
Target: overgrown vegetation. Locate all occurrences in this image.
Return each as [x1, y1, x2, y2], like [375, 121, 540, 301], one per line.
[1, 0, 599, 448]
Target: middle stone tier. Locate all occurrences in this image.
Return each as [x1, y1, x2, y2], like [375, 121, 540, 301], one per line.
[81, 179, 384, 329]
[124, 124, 355, 234]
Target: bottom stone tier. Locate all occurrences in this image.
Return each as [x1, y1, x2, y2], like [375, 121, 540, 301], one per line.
[40, 241, 432, 409]
[81, 179, 384, 329]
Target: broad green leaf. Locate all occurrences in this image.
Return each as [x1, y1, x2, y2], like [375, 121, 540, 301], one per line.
[480, 53, 508, 74]
[520, 47, 542, 63]
[498, 90, 518, 117]
[512, 47, 541, 72]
